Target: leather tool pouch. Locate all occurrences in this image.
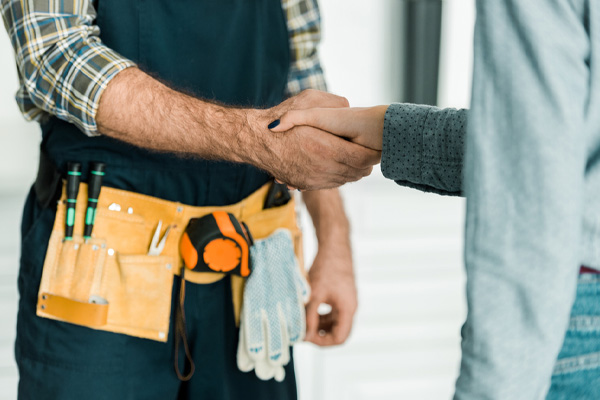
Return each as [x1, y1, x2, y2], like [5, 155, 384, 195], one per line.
[37, 184, 176, 342]
[36, 181, 302, 342]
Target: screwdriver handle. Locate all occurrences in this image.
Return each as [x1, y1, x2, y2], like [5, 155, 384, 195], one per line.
[83, 162, 105, 239]
[64, 162, 81, 240]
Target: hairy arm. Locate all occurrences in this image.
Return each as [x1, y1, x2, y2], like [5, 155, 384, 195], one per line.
[96, 67, 258, 163]
[301, 189, 357, 346]
[96, 68, 378, 189]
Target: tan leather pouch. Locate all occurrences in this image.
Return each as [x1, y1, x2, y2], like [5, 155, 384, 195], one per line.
[37, 185, 176, 342]
[37, 182, 301, 341]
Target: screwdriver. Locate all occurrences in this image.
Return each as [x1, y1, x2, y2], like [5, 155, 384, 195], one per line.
[83, 162, 105, 240]
[64, 162, 81, 240]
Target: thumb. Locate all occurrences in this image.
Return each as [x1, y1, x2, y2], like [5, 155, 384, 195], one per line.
[270, 108, 359, 145]
[269, 109, 315, 132]
[304, 292, 324, 342]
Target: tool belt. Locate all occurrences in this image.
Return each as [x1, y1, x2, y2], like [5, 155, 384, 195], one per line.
[36, 181, 303, 342]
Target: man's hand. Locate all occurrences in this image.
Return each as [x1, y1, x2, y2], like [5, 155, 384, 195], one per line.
[271, 105, 389, 151]
[302, 189, 357, 347]
[247, 90, 382, 190]
[304, 243, 357, 346]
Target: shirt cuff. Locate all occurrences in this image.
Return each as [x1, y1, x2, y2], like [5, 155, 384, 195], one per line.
[59, 44, 136, 136]
[381, 103, 430, 184]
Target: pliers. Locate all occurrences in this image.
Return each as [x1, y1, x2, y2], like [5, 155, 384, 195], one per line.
[148, 220, 172, 256]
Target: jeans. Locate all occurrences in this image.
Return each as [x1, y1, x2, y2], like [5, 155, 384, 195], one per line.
[548, 273, 600, 399]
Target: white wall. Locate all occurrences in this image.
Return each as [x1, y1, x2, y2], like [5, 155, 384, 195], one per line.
[0, 34, 39, 193]
[0, 0, 475, 398]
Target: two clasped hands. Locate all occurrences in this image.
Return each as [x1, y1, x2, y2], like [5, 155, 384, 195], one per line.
[249, 89, 388, 191]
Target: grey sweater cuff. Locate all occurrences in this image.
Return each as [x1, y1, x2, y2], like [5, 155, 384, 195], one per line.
[381, 103, 466, 196]
[381, 103, 429, 185]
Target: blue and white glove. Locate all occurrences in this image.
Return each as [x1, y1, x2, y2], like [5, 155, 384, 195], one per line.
[237, 229, 310, 381]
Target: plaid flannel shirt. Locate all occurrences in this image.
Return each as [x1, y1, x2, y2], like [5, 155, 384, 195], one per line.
[1, 0, 327, 136]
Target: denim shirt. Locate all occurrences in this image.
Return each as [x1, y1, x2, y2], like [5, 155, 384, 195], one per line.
[381, 0, 599, 398]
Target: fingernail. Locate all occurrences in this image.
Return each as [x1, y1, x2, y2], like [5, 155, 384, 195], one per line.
[268, 119, 280, 129]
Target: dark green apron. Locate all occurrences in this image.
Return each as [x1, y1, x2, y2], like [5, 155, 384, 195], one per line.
[42, 0, 289, 207]
[16, 1, 297, 398]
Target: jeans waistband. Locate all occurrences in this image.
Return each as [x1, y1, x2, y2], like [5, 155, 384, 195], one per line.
[581, 266, 600, 274]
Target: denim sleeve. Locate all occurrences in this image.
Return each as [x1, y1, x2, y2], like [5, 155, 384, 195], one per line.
[381, 103, 467, 196]
[456, 1, 589, 399]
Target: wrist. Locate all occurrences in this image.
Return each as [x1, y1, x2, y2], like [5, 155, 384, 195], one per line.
[302, 189, 351, 244]
[314, 211, 351, 246]
[229, 107, 259, 164]
[371, 104, 390, 117]
[368, 105, 389, 150]
[237, 108, 284, 174]
[315, 233, 354, 273]
[317, 224, 351, 249]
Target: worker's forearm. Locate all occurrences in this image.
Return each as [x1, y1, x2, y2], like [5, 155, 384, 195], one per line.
[96, 67, 268, 165]
[96, 69, 379, 190]
[302, 189, 350, 246]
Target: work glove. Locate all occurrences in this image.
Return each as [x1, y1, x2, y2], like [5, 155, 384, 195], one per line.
[237, 229, 310, 381]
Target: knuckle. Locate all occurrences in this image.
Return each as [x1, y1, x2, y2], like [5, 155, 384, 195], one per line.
[361, 154, 377, 169]
[303, 89, 316, 98]
[348, 174, 361, 183]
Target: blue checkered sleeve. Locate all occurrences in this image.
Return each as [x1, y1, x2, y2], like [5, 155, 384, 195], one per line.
[1, 0, 135, 136]
[1, 0, 325, 136]
[282, 0, 327, 96]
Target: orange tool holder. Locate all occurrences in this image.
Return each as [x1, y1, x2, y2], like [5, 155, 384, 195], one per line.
[180, 211, 253, 277]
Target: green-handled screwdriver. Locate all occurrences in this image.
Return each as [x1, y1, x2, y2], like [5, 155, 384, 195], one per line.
[64, 162, 81, 240]
[83, 162, 105, 240]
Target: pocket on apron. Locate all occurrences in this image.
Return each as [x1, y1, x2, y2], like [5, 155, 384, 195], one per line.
[37, 190, 176, 343]
[105, 253, 174, 341]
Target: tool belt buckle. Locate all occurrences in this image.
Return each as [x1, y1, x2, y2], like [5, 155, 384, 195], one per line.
[180, 211, 253, 278]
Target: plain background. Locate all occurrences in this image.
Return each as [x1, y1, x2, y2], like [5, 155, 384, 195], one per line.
[0, 0, 474, 398]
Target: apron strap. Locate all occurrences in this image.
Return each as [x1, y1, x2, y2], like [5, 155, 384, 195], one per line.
[174, 271, 195, 381]
[34, 149, 62, 209]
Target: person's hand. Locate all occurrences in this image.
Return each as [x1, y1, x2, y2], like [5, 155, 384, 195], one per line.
[271, 105, 389, 151]
[304, 241, 357, 346]
[246, 90, 382, 191]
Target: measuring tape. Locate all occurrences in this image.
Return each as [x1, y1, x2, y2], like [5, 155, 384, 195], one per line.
[180, 211, 253, 277]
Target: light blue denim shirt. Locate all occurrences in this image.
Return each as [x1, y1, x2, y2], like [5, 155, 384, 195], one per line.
[382, 0, 600, 398]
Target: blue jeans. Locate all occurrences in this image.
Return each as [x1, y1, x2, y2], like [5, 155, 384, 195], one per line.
[548, 273, 600, 399]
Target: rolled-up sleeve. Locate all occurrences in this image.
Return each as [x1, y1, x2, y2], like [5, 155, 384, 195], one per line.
[282, 0, 327, 96]
[1, 0, 135, 136]
[456, 0, 589, 398]
[381, 103, 467, 196]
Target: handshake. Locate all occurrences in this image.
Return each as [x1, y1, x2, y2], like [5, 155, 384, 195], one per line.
[246, 89, 388, 191]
